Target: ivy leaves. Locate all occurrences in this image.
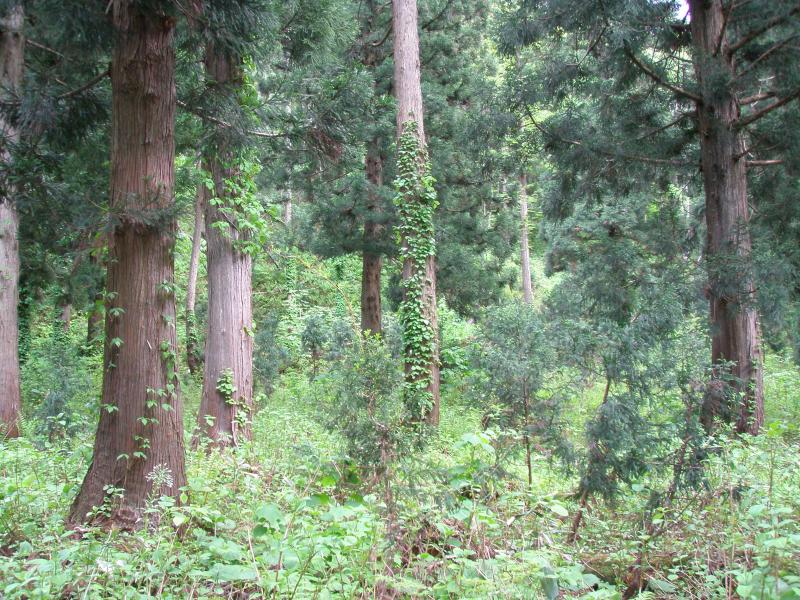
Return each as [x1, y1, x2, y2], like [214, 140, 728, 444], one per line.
[393, 121, 439, 420]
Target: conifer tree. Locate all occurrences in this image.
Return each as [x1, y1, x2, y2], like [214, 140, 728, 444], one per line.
[0, 3, 23, 439]
[499, 0, 800, 434]
[70, 0, 187, 525]
[393, 0, 441, 425]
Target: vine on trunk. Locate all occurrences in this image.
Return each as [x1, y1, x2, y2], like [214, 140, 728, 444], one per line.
[393, 120, 438, 422]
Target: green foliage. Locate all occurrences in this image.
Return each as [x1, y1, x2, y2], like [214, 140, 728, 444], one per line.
[323, 334, 406, 472]
[472, 302, 575, 472]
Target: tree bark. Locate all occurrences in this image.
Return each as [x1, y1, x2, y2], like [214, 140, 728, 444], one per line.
[70, 2, 186, 526]
[689, 0, 764, 435]
[0, 5, 23, 439]
[393, 0, 440, 425]
[196, 45, 254, 447]
[185, 181, 205, 375]
[361, 138, 384, 336]
[519, 173, 533, 305]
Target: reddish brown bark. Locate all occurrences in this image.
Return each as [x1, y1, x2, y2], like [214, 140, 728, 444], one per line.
[70, 2, 186, 526]
[361, 139, 384, 336]
[185, 181, 205, 375]
[0, 5, 23, 439]
[196, 45, 254, 447]
[393, 0, 440, 425]
[689, 0, 764, 435]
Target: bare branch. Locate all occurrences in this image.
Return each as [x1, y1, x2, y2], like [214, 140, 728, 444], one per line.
[728, 5, 800, 55]
[746, 159, 784, 166]
[624, 47, 703, 103]
[738, 88, 800, 128]
[735, 34, 797, 80]
[176, 99, 286, 139]
[57, 68, 110, 100]
[421, 0, 455, 30]
[523, 105, 694, 167]
[739, 91, 775, 104]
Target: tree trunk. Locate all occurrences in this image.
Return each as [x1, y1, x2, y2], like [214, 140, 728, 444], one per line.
[196, 45, 254, 447]
[519, 173, 533, 305]
[689, 0, 764, 435]
[393, 0, 440, 425]
[186, 181, 205, 375]
[283, 187, 292, 225]
[0, 5, 23, 439]
[361, 138, 384, 336]
[69, 2, 186, 526]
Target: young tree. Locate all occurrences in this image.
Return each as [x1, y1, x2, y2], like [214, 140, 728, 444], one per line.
[0, 3, 23, 439]
[393, 0, 440, 425]
[70, 0, 187, 525]
[519, 173, 533, 304]
[500, 0, 800, 434]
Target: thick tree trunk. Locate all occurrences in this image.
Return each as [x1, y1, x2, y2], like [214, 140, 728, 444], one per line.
[393, 0, 440, 425]
[0, 5, 23, 439]
[361, 139, 384, 336]
[69, 3, 186, 526]
[185, 181, 205, 375]
[689, 0, 764, 435]
[196, 46, 254, 447]
[519, 173, 533, 305]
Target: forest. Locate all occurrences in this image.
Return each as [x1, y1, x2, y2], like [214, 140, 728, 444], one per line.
[0, 0, 799, 597]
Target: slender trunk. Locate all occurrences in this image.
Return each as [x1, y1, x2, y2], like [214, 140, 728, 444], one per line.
[394, 0, 440, 425]
[522, 384, 532, 488]
[196, 45, 254, 447]
[185, 181, 205, 375]
[86, 255, 105, 349]
[0, 5, 23, 439]
[519, 173, 533, 305]
[70, 3, 186, 525]
[283, 187, 292, 224]
[689, 0, 764, 435]
[361, 138, 383, 336]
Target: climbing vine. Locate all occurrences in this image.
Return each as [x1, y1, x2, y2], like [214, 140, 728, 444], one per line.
[393, 120, 439, 421]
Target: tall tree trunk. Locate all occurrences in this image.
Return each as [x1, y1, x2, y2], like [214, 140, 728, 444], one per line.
[689, 0, 764, 435]
[196, 45, 254, 447]
[185, 181, 205, 375]
[361, 138, 384, 336]
[0, 5, 23, 439]
[393, 0, 440, 425]
[70, 2, 186, 525]
[519, 173, 533, 305]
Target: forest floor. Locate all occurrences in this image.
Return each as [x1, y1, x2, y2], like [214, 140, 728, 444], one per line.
[1, 356, 799, 599]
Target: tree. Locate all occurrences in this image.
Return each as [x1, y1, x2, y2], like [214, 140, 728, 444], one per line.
[393, 0, 440, 425]
[519, 173, 533, 304]
[0, 3, 23, 439]
[70, 0, 187, 525]
[185, 182, 205, 375]
[499, 0, 800, 435]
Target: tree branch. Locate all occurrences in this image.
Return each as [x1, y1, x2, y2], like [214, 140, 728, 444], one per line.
[727, 5, 800, 55]
[57, 68, 110, 100]
[176, 99, 286, 139]
[523, 106, 693, 167]
[624, 47, 703, 103]
[738, 88, 800, 128]
[739, 91, 775, 105]
[735, 34, 797, 80]
[746, 159, 784, 167]
[421, 0, 455, 30]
